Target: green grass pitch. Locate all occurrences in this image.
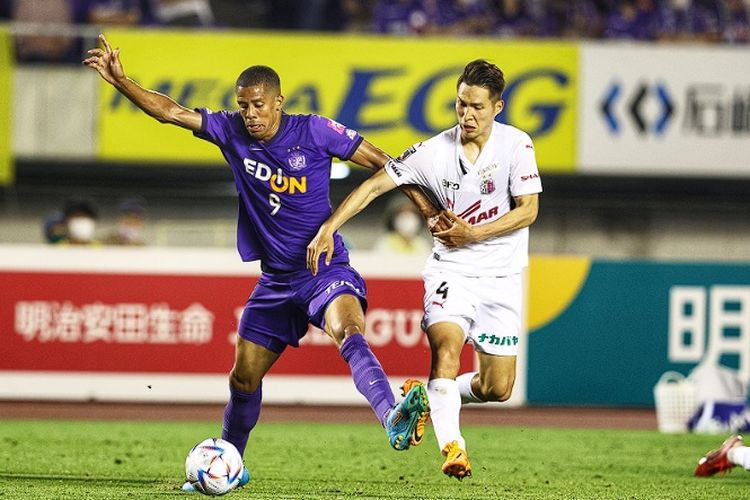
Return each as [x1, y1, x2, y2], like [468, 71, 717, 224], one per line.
[0, 419, 748, 499]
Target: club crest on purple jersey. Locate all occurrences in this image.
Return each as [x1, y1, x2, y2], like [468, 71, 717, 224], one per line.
[287, 150, 307, 170]
[480, 178, 495, 195]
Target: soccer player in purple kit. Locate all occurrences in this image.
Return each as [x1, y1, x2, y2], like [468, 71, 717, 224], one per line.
[83, 34, 435, 492]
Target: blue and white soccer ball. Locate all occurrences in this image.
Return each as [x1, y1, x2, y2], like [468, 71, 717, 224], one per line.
[185, 438, 245, 496]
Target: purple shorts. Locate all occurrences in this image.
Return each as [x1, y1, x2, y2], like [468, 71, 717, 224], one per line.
[238, 264, 368, 354]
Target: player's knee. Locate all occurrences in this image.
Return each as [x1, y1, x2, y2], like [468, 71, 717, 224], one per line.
[480, 377, 514, 402]
[230, 367, 262, 394]
[431, 347, 461, 378]
[329, 323, 362, 345]
[341, 324, 362, 339]
[436, 348, 460, 367]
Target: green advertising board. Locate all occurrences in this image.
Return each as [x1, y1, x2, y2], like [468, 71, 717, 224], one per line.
[527, 259, 750, 406]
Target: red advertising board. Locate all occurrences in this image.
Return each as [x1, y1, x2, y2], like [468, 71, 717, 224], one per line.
[1, 270, 474, 377]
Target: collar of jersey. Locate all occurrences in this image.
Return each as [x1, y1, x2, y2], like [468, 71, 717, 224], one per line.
[252, 112, 289, 149]
[455, 122, 497, 172]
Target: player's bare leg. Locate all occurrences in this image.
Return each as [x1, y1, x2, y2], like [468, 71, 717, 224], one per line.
[456, 354, 516, 404]
[324, 293, 368, 347]
[426, 321, 471, 479]
[325, 294, 428, 451]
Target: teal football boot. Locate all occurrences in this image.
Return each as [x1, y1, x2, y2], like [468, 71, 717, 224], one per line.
[386, 379, 430, 451]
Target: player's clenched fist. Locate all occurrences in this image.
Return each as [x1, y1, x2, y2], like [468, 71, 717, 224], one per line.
[431, 209, 475, 248]
[82, 34, 126, 86]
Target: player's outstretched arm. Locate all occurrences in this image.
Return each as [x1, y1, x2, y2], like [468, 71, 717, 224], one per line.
[350, 140, 447, 227]
[306, 168, 398, 275]
[83, 34, 201, 131]
[433, 194, 539, 248]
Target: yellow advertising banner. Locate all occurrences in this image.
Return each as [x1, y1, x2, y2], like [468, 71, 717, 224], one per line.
[0, 27, 13, 185]
[98, 29, 577, 172]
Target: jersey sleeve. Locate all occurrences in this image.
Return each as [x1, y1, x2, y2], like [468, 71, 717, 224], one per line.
[509, 132, 543, 197]
[192, 108, 235, 147]
[384, 141, 432, 188]
[309, 115, 364, 161]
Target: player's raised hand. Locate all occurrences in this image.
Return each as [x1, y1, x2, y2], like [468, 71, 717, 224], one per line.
[307, 227, 335, 276]
[432, 209, 476, 248]
[83, 34, 126, 86]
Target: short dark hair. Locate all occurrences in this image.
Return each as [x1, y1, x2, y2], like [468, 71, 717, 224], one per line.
[457, 59, 505, 101]
[63, 198, 98, 220]
[236, 65, 281, 93]
[117, 196, 147, 216]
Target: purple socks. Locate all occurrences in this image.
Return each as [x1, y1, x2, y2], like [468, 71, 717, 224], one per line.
[221, 382, 262, 457]
[221, 334, 393, 456]
[340, 333, 395, 426]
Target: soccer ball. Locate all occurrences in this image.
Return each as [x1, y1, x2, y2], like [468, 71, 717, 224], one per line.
[185, 438, 245, 496]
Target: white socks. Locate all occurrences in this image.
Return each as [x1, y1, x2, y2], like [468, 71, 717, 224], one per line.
[456, 372, 483, 404]
[729, 445, 750, 471]
[427, 378, 465, 451]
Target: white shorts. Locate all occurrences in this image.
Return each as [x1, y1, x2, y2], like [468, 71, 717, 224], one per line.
[422, 269, 522, 356]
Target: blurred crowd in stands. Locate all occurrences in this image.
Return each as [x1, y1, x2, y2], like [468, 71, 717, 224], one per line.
[0, 0, 747, 62]
[370, 0, 749, 42]
[43, 196, 148, 246]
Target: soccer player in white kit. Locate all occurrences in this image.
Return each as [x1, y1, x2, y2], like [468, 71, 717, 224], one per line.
[307, 59, 542, 479]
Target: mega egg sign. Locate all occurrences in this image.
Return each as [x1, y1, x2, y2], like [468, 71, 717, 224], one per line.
[98, 29, 577, 172]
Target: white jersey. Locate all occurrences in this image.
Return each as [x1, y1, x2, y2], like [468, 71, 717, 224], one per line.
[385, 122, 542, 277]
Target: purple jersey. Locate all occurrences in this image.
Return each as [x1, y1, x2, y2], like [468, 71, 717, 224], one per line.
[373, 0, 425, 34]
[194, 111, 363, 272]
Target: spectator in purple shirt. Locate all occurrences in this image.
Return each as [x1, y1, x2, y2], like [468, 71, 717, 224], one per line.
[540, 0, 608, 38]
[373, 0, 428, 34]
[605, 1, 637, 39]
[660, 0, 722, 42]
[431, 0, 494, 36]
[721, 0, 750, 43]
[84, 33, 443, 489]
[490, 0, 538, 38]
[605, 0, 663, 40]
